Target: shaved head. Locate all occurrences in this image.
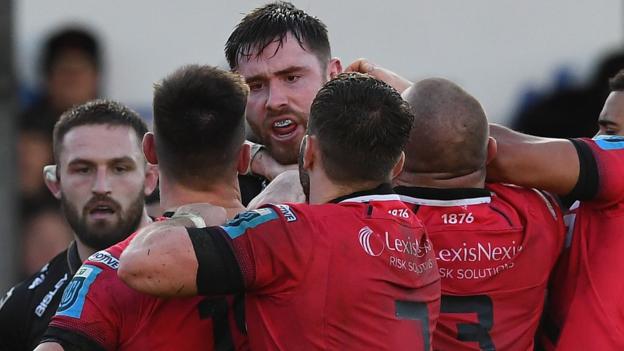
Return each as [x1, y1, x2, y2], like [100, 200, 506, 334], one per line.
[401, 78, 488, 176]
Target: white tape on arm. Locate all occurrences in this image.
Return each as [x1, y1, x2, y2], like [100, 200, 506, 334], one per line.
[171, 212, 207, 228]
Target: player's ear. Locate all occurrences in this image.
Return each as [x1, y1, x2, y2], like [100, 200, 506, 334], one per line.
[328, 58, 342, 79]
[391, 152, 405, 179]
[43, 164, 62, 199]
[302, 135, 316, 171]
[143, 164, 159, 196]
[486, 137, 498, 165]
[143, 132, 158, 165]
[237, 142, 252, 174]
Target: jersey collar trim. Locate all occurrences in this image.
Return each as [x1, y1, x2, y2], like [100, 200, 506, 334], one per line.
[394, 186, 491, 207]
[66, 240, 82, 276]
[331, 183, 396, 204]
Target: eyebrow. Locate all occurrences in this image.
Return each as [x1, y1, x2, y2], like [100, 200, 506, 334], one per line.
[598, 119, 618, 127]
[245, 65, 309, 82]
[68, 156, 137, 166]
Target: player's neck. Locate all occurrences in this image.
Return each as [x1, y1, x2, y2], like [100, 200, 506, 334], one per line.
[75, 209, 152, 262]
[159, 176, 244, 214]
[394, 169, 486, 189]
[308, 171, 384, 204]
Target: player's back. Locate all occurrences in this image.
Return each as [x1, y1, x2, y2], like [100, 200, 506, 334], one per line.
[227, 190, 441, 350]
[396, 183, 564, 351]
[45, 233, 248, 350]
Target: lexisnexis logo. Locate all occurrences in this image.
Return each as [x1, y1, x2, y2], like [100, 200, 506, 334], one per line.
[359, 227, 432, 257]
[359, 226, 384, 256]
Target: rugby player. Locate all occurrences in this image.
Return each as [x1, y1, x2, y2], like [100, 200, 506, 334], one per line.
[395, 78, 565, 350]
[119, 73, 441, 351]
[0, 100, 157, 351]
[228, 1, 342, 184]
[35, 66, 250, 350]
[487, 69, 624, 350]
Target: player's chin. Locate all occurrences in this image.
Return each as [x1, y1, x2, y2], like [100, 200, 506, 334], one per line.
[268, 144, 300, 165]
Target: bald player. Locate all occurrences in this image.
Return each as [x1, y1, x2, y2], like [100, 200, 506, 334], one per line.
[393, 79, 565, 351]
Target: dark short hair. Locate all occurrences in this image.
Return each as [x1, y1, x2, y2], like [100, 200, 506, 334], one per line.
[53, 99, 147, 162]
[152, 65, 249, 188]
[225, 1, 331, 69]
[41, 27, 100, 76]
[308, 72, 414, 183]
[609, 69, 624, 91]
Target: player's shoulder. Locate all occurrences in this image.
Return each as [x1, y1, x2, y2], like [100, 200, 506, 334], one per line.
[487, 183, 560, 221]
[84, 250, 121, 271]
[221, 203, 311, 238]
[3, 248, 69, 302]
[0, 248, 71, 322]
[583, 135, 624, 151]
[575, 136, 624, 166]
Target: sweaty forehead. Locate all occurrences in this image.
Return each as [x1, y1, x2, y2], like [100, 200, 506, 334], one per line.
[59, 124, 143, 165]
[235, 34, 321, 78]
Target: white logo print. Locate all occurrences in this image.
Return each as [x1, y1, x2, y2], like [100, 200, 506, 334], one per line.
[359, 226, 384, 256]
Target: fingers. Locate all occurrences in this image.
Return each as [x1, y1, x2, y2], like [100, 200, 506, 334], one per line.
[345, 58, 376, 75]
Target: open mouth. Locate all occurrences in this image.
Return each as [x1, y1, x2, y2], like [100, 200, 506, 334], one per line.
[87, 203, 116, 219]
[271, 118, 298, 139]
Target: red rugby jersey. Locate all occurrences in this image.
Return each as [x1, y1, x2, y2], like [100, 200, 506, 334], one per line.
[395, 184, 565, 351]
[42, 230, 248, 350]
[197, 186, 441, 350]
[540, 137, 624, 351]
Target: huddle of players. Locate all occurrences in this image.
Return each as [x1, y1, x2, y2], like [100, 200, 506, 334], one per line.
[0, 1, 622, 350]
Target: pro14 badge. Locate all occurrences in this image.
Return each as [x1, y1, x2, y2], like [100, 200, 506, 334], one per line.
[56, 265, 102, 319]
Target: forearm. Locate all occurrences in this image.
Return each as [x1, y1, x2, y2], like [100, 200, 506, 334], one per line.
[247, 141, 297, 180]
[488, 124, 579, 195]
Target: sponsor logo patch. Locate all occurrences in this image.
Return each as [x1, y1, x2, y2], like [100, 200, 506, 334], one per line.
[35, 274, 68, 317]
[222, 208, 278, 239]
[28, 263, 50, 290]
[359, 227, 384, 257]
[88, 250, 120, 270]
[275, 204, 297, 222]
[56, 265, 102, 319]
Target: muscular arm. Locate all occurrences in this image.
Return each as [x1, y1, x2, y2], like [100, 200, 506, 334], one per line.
[118, 223, 199, 297]
[488, 124, 580, 196]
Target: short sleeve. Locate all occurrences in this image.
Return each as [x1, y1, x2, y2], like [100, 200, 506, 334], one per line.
[44, 264, 120, 350]
[569, 137, 624, 208]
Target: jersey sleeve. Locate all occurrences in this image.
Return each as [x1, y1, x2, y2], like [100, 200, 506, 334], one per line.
[190, 204, 313, 296]
[42, 263, 120, 351]
[568, 137, 624, 207]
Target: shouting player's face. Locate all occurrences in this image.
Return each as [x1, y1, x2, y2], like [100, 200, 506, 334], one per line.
[55, 125, 151, 250]
[596, 91, 624, 136]
[237, 33, 340, 165]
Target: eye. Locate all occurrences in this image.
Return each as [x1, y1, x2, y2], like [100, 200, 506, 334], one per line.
[248, 82, 263, 92]
[75, 166, 91, 175]
[286, 75, 300, 83]
[113, 165, 129, 174]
